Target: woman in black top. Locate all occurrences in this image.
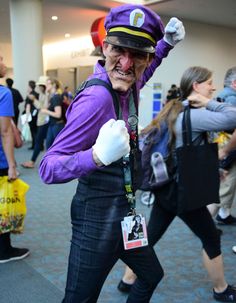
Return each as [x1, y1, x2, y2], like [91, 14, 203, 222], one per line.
[25, 80, 39, 149]
[41, 79, 65, 149]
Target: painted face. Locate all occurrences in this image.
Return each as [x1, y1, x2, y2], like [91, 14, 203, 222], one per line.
[0, 56, 7, 78]
[103, 43, 151, 92]
[194, 77, 216, 99]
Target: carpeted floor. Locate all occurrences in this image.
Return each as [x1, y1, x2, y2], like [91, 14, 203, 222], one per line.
[0, 261, 63, 303]
[0, 142, 235, 303]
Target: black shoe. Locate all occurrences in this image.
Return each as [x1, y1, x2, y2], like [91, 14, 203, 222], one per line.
[117, 280, 133, 293]
[28, 147, 34, 150]
[213, 285, 236, 302]
[216, 215, 236, 225]
[0, 247, 30, 264]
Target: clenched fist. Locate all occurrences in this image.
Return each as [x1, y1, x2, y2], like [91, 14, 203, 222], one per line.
[93, 119, 130, 166]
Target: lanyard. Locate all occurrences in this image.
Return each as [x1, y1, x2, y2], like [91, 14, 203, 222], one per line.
[122, 90, 139, 215]
[123, 155, 136, 214]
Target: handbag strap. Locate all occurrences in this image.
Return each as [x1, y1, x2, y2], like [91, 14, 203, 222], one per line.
[182, 105, 208, 146]
[182, 105, 192, 145]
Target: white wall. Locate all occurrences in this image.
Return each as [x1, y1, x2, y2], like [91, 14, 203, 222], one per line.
[42, 36, 98, 71]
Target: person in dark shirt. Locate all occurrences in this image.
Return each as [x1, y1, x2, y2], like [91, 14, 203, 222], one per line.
[24, 80, 39, 149]
[40, 79, 64, 149]
[5, 78, 23, 126]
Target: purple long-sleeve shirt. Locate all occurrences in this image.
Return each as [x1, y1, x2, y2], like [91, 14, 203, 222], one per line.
[39, 39, 172, 184]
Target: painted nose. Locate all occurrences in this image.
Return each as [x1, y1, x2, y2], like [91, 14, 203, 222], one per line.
[120, 52, 134, 71]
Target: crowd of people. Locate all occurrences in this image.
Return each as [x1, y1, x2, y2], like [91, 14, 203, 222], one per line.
[1, 3, 236, 303]
[4, 76, 72, 169]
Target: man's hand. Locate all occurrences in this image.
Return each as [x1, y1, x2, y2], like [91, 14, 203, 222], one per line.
[164, 17, 185, 46]
[93, 119, 130, 166]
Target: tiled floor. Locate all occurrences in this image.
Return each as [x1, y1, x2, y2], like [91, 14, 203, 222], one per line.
[3, 142, 236, 302]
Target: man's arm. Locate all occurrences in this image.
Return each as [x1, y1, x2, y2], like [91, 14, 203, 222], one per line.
[141, 17, 185, 87]
[0, 116, 17, 180]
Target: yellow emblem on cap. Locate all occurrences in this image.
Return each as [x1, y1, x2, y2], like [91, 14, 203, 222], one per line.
[130, 9, 145, 27]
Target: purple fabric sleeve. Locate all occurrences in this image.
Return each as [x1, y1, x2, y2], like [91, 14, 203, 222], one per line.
[39, 82, 117, 183]
[139, 39, 173, 89]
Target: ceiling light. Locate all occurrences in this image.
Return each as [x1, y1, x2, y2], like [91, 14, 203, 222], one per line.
[65, 33, 71, 38]
[51, 16, 58, 21]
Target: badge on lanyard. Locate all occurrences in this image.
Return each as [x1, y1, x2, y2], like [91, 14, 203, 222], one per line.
[121, 214, 148, 250]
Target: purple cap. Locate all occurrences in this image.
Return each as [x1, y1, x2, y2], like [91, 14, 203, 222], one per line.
[104, 4, 164, 54]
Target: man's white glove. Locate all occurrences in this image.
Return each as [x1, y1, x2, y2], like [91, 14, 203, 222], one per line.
[93, 119, 130, 166]
[163, 17, 185, 46]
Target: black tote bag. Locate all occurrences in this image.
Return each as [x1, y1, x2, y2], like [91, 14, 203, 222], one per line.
[176, 106, 220, 214]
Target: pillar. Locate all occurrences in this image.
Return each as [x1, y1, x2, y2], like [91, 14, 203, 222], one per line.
[9, 0, 43, 98]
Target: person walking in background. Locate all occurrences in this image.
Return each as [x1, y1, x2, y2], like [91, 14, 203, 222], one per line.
[5, 78, 23, 126]
[21, 76, 49, 169]
[40, 79, 64, 149]
[61, 91, 72, 123]
[165, 83, 180, 103]
[118, 66, 236, 302]
[207, 67, 236, 225]
[210, 121, 236, 255]
[39, 4, 185, 302]
[24, 80, 39, 150]
[0, 54, 29, 263]
[63, 86, 73, 102]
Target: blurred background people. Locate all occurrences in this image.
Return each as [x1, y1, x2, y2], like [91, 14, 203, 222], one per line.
[41, 79, 65, 149]
[24, 80, 39, 150]
[208, 67, 236, 225]
[61, 91, 72, 122]
[63, 86, 73, 101]
[5, 78, 23, 126]
[165, 83, 180, 103]
[21, 76, 49, 169]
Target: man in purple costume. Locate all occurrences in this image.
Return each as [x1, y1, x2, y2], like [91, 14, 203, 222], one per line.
[39, 4, 185, 302]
